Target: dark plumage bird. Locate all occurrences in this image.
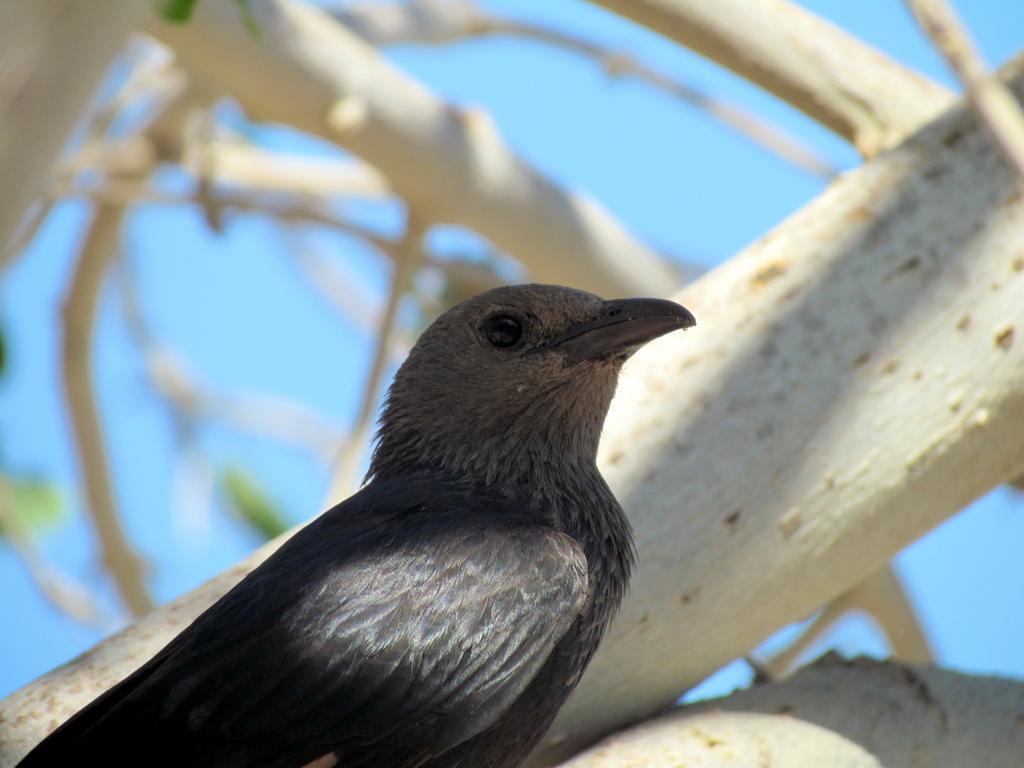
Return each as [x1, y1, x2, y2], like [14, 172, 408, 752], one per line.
[18, 284, 695, 768]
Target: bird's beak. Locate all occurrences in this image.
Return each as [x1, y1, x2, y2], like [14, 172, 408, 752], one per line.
[544, 297, 696, 366]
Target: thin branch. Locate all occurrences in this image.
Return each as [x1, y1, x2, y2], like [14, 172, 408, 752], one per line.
[55, 179, 396, 254]
[292, 245, 380, 337]
[182, 141, 392, 200]
[117, 256, 345, 462]
[0, 476, 109, 627]
[337, 0, 839, 179]
[325, 213, 427, 502]
[583, 0, 954, 157]
[907, 0, 1024, 177]
[60, 135, 392, 205]
[149, 351, 347, 462]
[755, 565, 933, 680]
[61, 205, 154, 616]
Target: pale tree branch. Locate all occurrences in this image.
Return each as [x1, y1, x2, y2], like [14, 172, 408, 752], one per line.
[149, 356, 345, 462]
[61, 205, 154, 617]
[5, 37, 176, 274]
[54, 179, 395, 252]
[564, 655, 1024, 767]
[183, 141, 392, 200]
[532, 53, 1024, 762]
[292, 244, 382, 337]
[761, 0, 1024, 677]
[326, 214, 428, 502]
[46, 49, 204, 621]
[116, 253, 345, 462]
[756, 565, 933, 680]
[145, 0, 682, 297]
[0, 0, 145, 268]
[335, 0, 839, 179]
[584, 0, 955, 157]
[61, 135, 392, 203]
[907, 0, 1024, 177]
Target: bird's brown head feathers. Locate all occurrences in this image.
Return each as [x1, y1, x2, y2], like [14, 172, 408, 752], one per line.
[369, 284, 694, 485]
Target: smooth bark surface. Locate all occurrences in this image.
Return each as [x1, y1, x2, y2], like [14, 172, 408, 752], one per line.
[587, 0, 953, 156]
[535, 53, 1024, 762]
[564, 655, 1024, 767]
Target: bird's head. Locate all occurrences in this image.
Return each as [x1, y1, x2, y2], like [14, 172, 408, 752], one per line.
[369, 284, 694, 485]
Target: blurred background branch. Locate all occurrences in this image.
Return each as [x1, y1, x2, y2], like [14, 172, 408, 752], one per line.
[907, 0, 1024, 176]
[335, 0, 840, 179]
[61, 204, 153, 616]
[586, 0, 955, 156]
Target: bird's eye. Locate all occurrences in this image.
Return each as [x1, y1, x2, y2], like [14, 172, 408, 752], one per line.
[482, 314, 523, 348]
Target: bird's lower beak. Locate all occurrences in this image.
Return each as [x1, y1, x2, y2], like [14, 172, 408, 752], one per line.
[546, 297, 696, 366]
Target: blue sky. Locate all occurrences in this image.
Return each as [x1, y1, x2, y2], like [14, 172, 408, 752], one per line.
[2, 1, 1022, 700]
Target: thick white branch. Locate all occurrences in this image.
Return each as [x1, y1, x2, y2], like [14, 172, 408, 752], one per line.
[534, 53, 1024, 762]
[564, 656, 1024, 767]
[145, 0, 680, 297]
[587, 0, 954, 156]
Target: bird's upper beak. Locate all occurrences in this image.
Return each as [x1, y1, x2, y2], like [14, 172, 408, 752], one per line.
[544, 297, 696, 366]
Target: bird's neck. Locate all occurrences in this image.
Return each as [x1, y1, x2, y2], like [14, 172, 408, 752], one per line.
[371, 379, 613, 488]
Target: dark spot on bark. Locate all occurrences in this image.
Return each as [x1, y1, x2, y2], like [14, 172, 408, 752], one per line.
[724, 510, 742, 530]
[883, 256, 921, 282]
[943, 124, 968, 148]
[679, 586, 701, 605]
[752, 262, 788, 287]
[775, 286, 800, 306]
[880, 358, 901, 375]
[900, 665, 950, 732]
[759, 340, 778, 359]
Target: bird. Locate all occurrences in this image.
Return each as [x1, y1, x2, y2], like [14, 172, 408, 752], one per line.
[18, 283, 695, 768]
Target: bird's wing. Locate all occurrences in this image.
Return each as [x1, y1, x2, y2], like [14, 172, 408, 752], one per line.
[19, 475, 588, 768]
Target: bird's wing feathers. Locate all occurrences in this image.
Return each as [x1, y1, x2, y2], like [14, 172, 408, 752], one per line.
[21, 474, 587, 768]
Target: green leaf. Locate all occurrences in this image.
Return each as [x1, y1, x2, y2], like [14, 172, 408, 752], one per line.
[220, 466, 288, 541]
[156, 0, 256, 36]
[233, 0, 260, 37]
[1, 478, 63, 537]
[157, 0, 200, 23]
